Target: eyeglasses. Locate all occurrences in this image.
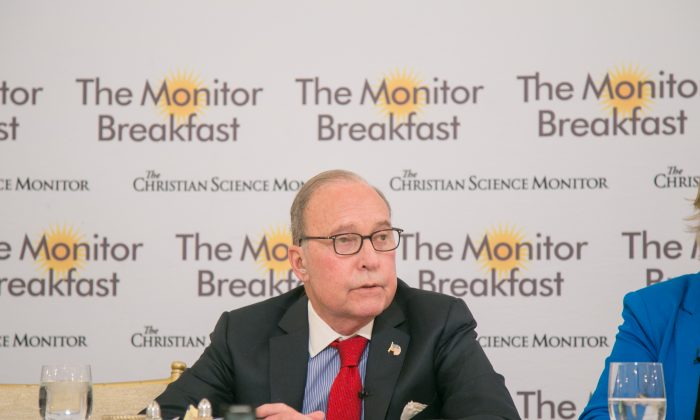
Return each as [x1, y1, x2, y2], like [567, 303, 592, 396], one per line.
[299, 227, 403, 255]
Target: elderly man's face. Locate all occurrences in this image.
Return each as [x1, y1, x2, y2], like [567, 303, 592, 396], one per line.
[290, 180, 397, 334]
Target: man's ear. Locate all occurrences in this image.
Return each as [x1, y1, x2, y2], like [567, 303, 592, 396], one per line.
[288, 245, 309, 282]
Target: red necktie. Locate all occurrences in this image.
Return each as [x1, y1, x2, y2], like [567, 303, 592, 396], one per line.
[326, 336, 368, 420]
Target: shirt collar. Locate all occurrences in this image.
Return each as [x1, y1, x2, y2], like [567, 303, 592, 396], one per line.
[307, 300, 373, 357]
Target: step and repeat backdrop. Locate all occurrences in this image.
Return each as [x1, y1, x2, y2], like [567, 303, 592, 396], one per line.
[1, 1, 699, 418]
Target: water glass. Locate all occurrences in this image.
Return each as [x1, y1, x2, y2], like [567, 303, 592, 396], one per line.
[39, 364, 93, 420]
[608, 362, 666, 420]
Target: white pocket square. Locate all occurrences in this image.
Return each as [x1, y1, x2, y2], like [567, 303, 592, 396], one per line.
[400, 401, 427, 420]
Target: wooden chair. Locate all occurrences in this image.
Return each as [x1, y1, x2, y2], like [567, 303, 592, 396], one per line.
[0, 361, 186, 420]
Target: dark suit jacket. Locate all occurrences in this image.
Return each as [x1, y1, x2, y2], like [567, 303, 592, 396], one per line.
[154, 279, 520, 419]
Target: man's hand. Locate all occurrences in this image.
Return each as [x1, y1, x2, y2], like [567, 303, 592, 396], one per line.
[255, 403, 324, 420]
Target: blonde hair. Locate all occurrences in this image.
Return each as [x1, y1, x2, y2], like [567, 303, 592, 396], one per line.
[692, 184, 700, 248]
[290, 170, 391, 245]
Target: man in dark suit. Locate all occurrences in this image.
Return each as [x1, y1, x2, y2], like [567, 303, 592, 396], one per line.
[153, 170, 519, 419]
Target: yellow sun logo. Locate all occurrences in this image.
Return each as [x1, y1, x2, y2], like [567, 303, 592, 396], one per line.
[376, 69, 425, 121]
[158, 70, 206, 123]
[478, 225, 528, 278]
[256, 226, 292, 278]
[601, 65, 653, 117]
[36, 225, 85, 277]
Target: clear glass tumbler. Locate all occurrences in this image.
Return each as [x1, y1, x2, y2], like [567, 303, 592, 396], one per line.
[39, 364, 93, 420]
[608, 362, 666, 420]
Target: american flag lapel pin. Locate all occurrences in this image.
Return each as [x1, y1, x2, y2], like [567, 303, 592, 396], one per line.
[388, 341, 401, 356]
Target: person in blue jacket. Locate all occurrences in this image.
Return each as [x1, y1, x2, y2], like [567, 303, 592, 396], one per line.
[580, 184, 700, 420]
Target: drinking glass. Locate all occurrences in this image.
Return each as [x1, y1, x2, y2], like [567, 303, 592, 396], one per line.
[39, 364, 93, 420]
[608, 362, 666, 420]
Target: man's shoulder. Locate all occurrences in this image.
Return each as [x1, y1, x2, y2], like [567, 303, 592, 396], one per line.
[395, 278, 461, 304]
[222, 286, 306, 322]
[394, 278, 469, 319]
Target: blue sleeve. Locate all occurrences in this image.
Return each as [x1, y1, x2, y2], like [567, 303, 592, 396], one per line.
[579, 290, 661, 419]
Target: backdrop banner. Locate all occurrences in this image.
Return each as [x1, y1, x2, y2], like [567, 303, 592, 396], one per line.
[1, 1, 699, 418]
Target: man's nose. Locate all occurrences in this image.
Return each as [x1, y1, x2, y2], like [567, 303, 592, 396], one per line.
[357, 237, 381, 268]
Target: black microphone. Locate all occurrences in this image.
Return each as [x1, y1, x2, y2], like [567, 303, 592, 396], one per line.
[694, 348, 700, 364]
[358, 389, 370, 399]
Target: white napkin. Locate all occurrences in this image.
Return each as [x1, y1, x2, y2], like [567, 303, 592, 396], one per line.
[400, 400, 427, 420]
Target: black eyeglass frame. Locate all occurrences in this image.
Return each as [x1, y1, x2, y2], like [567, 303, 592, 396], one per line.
[298, 227, 404, 255]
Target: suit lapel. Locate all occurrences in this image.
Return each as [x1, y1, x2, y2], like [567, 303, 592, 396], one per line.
[364, 300, 409, 420]
[673, 278, 700, 419]
[269, 294, 310, 411]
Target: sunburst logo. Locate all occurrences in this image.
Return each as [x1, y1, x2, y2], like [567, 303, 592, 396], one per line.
[256, 226, 292, 278]
[158, 70, 207, 123]
[36, 225, 86, 277]
[376, 69, 426, 121]
[600, 65, 653, 117]
[478, 225, 528, 278]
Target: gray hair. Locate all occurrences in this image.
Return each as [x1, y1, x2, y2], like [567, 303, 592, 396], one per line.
[290, 169, 391, 245]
